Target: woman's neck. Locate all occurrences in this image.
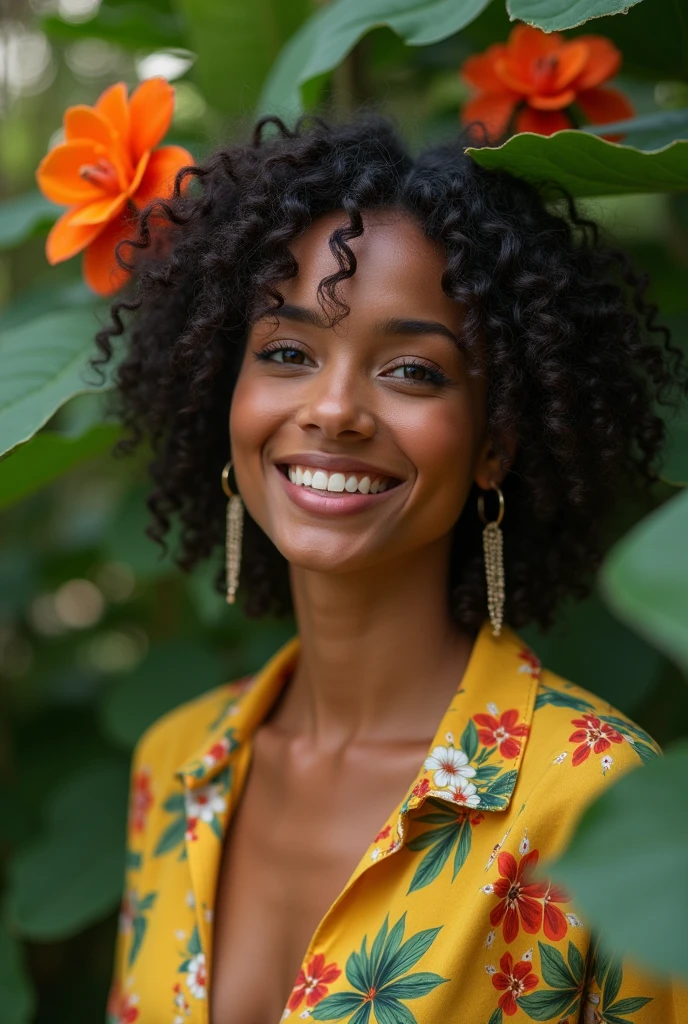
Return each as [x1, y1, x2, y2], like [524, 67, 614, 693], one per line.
[269, 536, 476, 751]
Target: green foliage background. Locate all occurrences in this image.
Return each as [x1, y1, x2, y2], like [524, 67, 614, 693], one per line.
[0, 0, 687, 1019]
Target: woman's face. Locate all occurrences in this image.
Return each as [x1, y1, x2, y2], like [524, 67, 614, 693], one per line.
[230, 209, 501, 576]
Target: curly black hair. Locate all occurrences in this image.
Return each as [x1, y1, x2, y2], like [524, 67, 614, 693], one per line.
[91, 111, 687, 632]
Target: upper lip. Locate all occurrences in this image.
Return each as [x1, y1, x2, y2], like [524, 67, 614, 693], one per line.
[274, 453, 404, 479]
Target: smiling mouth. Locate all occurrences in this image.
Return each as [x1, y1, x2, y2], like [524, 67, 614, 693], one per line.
[277, 463, 403, 496]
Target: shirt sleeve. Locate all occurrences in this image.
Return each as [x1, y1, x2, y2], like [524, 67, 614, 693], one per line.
[580, 934, 688, 1022]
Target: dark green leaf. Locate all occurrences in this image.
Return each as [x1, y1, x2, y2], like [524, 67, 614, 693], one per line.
[538, 942, 577, 990]
[383, 926, 442, 983]
[310, 991, 365, 1019]
[348, 1004, 373, 1024]
[467, 132, 688, 200]
[258, 0, 492, 119]
[607, 996, 653, 1014]
[381, 971, 448, 998]
[406, 823, 456, 851]
[0, 192, 58, 251]
[518, 988, 580, 1020]
[188, 924, 202, 955]
[153, 814, 187, 857]
[547, 741, 688, 978]
[0, 925, 35, 1024]
[407, 829, 456, 893]
[452, 817, 472, 880]
[488, 1010, 503, 1024]
[0, 308, 118, 459]
[460, 719, 478, 762]
[346, 948, 369, 992]
[129, 916, 147, 967]
[603, 958, 623, 1009]
[371, 995, 416, 1024]
[0, 424, 121, 510]
[601, 488, 688, 673]
[7, 761, 128, 939]
[483, 770, 518, 797]
[369, 914, 389, 979]
[567, 941, 585, 984]
[377, 913, 406, 983]
[506, 0, 644, 33]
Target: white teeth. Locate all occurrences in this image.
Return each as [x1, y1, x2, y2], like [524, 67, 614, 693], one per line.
[327, 472, 346, 492]
[286, 465, 393, 495]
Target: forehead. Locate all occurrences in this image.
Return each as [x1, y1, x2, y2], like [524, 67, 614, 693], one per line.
[281, 209, 460, 327]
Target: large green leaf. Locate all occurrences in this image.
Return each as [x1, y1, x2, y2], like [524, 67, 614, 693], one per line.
[544, 740, 688, 979]
[99, 639, 229, 748]
[467, 132, 688, 199]
[7, 761, 129, 940]
[506, 0, 645, 33]
[0, 926, 35, 1024]
[258, 0, 492, 120]
[176, 0, 312, 115]
[0, 424, 121, 510]
[600, 488, 688, 674]
[0, 192, 58, 252]
[0, 308, 120, 460]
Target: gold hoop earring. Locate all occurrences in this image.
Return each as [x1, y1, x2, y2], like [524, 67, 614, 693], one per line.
[221, 460, 244, 605]
[477, 483, 505, 637]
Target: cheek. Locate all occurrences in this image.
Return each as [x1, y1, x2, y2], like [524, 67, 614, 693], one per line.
[228, 371, 287, 511]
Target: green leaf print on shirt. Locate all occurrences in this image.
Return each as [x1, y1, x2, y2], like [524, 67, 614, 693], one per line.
[127, 890, 157, 968]
[582, 941, 653, 1023]
[153, 792, 187, 858]
[310, 912, 448, 1023]
[406, 800, 473, 894]
[518, 941, 584, 1021]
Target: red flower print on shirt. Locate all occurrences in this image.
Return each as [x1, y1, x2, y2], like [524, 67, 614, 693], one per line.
[107, 981, 139, 1023]
[490, 849, 548, 942]
[129, 767, 153, 833]
[569, 714, 623, 767]
[374, 825, 392, 842]
[543, 880, 571, 941]
[288, 953, 342, 1012]
[518, 648, 541, 678]
[492, 951, 539, 1016]
[412, 778, 430, 799]
[473, 709, 530, 760]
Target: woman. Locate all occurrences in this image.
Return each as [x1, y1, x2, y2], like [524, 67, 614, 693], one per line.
[101, 114, 687, 1024]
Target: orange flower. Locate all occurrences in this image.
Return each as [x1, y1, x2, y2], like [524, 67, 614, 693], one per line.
[36, 77, 193, 296]
[460, 23, 634, 142]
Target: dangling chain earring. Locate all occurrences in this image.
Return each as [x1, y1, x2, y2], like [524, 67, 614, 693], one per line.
[221, 460, 244, 604]
[477, 483, 505, 637]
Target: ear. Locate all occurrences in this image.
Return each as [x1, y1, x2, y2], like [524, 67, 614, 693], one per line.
[473, 431, 517, 491]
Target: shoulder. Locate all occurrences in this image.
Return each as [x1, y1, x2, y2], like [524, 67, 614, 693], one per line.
[131, 674, 253, 780]
[516, 661, 661, 833]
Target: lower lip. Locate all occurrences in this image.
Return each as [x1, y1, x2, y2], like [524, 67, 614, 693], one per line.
[274, 466, 403, 517]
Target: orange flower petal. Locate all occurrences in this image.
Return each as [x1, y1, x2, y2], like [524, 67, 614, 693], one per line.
[95, 82, 130, 141]
[64, 105, 115, 148]
[461, 93, 517, 143]
[515, 106, 572, 135]
[576, 86, 634, 139]
[126, 151, 152, 199]
[36, 140, 106, 205]
[573, 36, 622, 91]
[132, 145, 193, 207]
[83, 208, 137, 296]
[551, 41, 589, 90]
[128, 77, 176, 164]
[530, 88, 577, 110]
[68, 194, 127, 227]
[461, 45, 513, 94]
[509, 23, 563, 64]
[46, 206, 108, 264]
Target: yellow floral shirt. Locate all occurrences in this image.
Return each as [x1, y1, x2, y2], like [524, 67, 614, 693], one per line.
[107, 619, 688, 1024]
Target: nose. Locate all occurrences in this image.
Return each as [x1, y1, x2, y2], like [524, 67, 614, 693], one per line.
[294, 363, 376, 441]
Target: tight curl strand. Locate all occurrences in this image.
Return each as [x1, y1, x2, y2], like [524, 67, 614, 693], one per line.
[91, 112, 687, 632]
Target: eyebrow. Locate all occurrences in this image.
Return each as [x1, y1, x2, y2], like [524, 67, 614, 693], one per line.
[258, 304, 463, 349]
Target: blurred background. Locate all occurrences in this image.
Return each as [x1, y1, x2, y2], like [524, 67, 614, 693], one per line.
[1, 0, 687, 1020]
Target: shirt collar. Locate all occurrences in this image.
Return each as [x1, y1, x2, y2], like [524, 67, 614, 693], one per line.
[175, 619, 540, 814]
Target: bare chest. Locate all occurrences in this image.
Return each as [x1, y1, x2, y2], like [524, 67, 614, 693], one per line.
[209, 734, 427, 1024]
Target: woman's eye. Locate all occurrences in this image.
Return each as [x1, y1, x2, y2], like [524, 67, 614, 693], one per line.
[273, 347, 306, 364]
[386, 363, 446, 384]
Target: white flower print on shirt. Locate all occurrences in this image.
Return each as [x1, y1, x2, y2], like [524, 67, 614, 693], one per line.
[423, 744, 476, 789]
